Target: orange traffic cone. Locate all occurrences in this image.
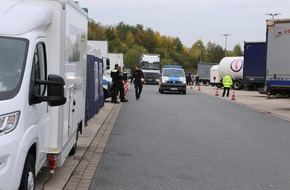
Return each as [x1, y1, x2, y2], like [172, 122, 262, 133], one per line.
[231, 91, 236, 101]
[198, 84, 201, 91]
[215, 88, 219, 96]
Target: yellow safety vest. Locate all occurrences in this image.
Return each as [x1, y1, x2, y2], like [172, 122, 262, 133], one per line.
[222, 75, 233, 88]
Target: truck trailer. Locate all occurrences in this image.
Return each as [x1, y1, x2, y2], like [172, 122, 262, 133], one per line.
[0, 0, 87, 189]
[265, 19, 290, 97]
[210, 65, 222, 88]
[197, 63, 216, 85]
[243, 41, 267, 90]
[219, 57, 244, 90]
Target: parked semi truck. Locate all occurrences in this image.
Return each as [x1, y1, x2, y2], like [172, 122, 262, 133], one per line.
[197, 63, 216, 85]
[210, 57, 244, 90]
[243, 41, 267, 90]
[140, 54, 161, 84]
[265, 19, 290, 97]
[0, 0, 87, 189]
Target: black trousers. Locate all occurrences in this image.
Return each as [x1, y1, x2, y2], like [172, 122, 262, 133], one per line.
[222, 87, 230, 97]
[134, 83, 143, 99]
[119, 83, 125, 101]
[111, 83, 119, 103]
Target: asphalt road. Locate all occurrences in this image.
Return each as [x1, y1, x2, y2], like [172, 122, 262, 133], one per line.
[89, 85, 290, 190]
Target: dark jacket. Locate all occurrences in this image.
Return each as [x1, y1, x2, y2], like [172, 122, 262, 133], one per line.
[111, 68, 122, 85]
[131, 69, 144, 84]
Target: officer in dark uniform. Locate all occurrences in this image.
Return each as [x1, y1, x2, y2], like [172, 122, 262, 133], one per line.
[110, 64, 120, 103]
[117, 66, 128, 102]
[131, 65, 144, 100]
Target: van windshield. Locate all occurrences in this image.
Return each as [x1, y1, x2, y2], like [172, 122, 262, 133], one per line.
[162, 69, 185, 77]
[0, 37, 28, 100]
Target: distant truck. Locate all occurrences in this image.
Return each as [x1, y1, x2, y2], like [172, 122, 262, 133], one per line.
[210, 57, 244, 90]
[0, 0, 87, 189]
[106, 53, 124, 77]
[140, 54, 161, 84]
[197, 63, 216, 85]
[210, 65, 222, 88]
[243, 41, 267, 90]
[265, 19, 290, 97]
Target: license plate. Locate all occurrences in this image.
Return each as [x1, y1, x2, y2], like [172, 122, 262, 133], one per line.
[170, 88, 178, 90]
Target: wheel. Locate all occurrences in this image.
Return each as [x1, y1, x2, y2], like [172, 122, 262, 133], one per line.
[233, 80, 242, 90]
[160, 89, 164, 94]
[20, 154, 35, 190]
[216, 84, 223, 88]
[183, 90, 186, 94]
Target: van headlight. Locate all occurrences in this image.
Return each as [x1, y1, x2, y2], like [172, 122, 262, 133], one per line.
[0, 111, 20, 135]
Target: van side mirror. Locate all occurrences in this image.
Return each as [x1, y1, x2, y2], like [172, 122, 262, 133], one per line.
[46, 74, 66, 106]
[29, 74, 66, 106]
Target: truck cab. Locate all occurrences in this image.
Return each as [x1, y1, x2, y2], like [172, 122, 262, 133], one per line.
[158, 65, 186, 94]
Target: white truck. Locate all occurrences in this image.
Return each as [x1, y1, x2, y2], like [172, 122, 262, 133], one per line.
[210, 65, 222, 88]
[211, 57, 244, 90]
[140, 54, 161, 84]
[106, 53, 124, 76]
[0, 0, 87, 189]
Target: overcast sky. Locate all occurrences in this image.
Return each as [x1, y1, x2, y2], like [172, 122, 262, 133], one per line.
[79, 0, 290, 50]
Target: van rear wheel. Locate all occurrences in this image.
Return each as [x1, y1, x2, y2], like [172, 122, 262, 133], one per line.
[20, 154, 35, 190]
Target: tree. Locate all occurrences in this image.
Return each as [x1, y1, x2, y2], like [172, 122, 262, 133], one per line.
[188, 40, 204, 68]
[205, 42, 224, 63]
[232, 44, 243, 56]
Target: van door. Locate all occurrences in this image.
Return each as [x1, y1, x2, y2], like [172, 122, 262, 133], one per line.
[29, 41, 50, 171]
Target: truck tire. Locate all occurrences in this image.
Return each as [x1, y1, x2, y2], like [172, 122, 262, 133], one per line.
[20, 154, 35, 190]
[233, 80, 242, 90]
[216, 84, 223, 88]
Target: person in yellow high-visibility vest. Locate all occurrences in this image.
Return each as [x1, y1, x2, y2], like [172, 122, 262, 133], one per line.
[222, 74, 233, 97]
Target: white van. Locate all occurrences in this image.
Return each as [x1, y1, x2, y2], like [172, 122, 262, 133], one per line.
[0, 0, 87, 189]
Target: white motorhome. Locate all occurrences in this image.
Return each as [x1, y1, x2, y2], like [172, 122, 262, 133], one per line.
[106, 53, 124, 77]
[0, 0, 87, 189]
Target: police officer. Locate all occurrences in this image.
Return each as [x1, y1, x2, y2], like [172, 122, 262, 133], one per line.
[131, 65, 144, 100]
[110, 64, 119, 103]
[117, 66, 128, 102]
[222, 73, 233, 97]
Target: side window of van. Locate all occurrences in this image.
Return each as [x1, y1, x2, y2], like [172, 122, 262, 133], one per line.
[31, 43, 47, 96]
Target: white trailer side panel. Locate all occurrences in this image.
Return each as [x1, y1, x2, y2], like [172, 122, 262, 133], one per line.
[266, 19, 290, 79]
[45, 0, 87, 166]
